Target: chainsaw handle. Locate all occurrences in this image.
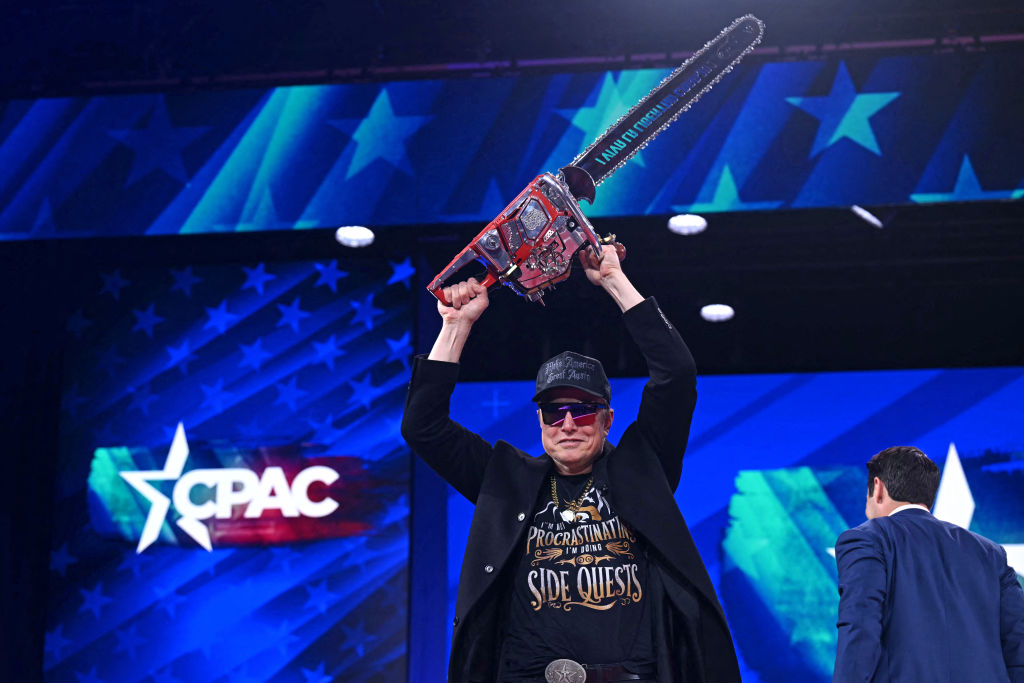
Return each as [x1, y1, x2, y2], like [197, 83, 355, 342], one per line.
[429, 271, 499, 308]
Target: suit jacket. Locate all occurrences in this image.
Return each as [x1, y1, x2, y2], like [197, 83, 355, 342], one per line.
[834, 507, 1024, 682]
[401, 297, 740, 683]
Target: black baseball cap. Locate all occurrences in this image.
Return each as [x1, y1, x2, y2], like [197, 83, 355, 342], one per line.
[531, 351, 611, 404]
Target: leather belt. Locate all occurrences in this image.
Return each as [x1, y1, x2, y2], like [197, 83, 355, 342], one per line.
[544, 659, 648, 683]
[583, 663, 644, 682]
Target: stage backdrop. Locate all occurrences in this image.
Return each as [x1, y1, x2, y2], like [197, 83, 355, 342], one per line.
[447, 365, 1024, 682]
[2, 51, 1022, 240]
[46, 256, 415, 682]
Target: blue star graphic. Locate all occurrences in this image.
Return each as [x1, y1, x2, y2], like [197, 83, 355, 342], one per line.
[169, 266, 202, 297]
[160, 423, 179, 443]
[313, 260, 348, 293]
[672, 165, 784, 213]
[108, 97, 209, 185]
[151, 667, 182, 683]
[114, 624, 146, 660]
[274, 376, 308, 411]
[911, 155, 1019, 203]
[79, 582, 113, 619]
[312, 334, 345, 371]
[74, 666, 105, 683]
[116, 550, 151, 578]
[276, 297, 311, 333]
[201, 379, 233, 413]
[99, 270, 129, 301]
[350, 292, 383, 330]
[331, 87, 433, 179]
[341, 621, 374, 657]
[347, 374, 381, 410]
[204, 300, 239, 334]
[307, 413, 344, 445]
[241, 263, 276, 295]
[152, 586, 185, 618]
[786, 62, 900, 157]
[236, 418, 264, 439]
[50, 543, 77, 576]
[130, 384, 158, 416]
[301, 662, 333, 683]
[268, 619, 301, 655]
[303, 580, 339, 615]
[131, 303, 164, 338]
[385, 333, 412, 369]
[45, 624, 73, 661]
[387, 257, 415, 288]
[98, 344, 126, 377]
[238, 338, 273, 371]
[166, 340, 196, 375]
[269, 547, 301, 574]
[67, 309, 93, 338]
[228, 662, 263, 683]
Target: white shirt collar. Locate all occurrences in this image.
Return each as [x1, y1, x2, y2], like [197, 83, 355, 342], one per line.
[889, 503, 930, 516]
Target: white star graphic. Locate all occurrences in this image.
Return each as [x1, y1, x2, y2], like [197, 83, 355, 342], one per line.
[933, 443, 1023, 574]
[119, 423, 212, 553]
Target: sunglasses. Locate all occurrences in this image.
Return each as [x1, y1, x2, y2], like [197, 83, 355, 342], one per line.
[538, 402, 606, 427]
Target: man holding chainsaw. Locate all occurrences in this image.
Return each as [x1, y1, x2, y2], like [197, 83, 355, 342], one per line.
[402, 244, 741, 683]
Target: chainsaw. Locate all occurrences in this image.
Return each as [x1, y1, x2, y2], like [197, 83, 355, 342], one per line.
[428, 15, 764, 305]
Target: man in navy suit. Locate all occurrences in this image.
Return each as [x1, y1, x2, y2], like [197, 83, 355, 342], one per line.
[834, 446, 1024, 682]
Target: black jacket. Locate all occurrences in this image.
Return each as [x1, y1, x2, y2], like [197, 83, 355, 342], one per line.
[401, 297, 741, 682]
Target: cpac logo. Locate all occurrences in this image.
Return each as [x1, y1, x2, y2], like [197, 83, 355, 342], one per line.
[120, 423, 339, 553]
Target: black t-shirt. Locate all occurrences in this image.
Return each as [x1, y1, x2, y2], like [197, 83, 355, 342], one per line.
[498, 472, 655, 679]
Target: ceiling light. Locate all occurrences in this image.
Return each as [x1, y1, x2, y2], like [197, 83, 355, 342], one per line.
[335, 225, 375, 247]
[700, 303, 734, 322]
[667, 214, 707, 235]
[850, 205, 883, 229]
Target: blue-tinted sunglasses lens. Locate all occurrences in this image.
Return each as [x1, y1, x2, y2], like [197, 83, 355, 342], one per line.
[539, 402, 603, 426]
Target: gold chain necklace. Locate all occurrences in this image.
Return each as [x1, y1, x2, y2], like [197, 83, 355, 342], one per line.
[550, 475, 593, 523]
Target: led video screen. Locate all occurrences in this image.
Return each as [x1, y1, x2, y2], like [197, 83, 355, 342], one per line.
[2, 52, 1022, 240]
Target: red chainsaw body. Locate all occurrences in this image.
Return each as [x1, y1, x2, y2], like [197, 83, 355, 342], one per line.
[428, 172, 603, 305]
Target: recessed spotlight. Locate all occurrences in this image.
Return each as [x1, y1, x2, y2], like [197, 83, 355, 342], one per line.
[850, 205, 883, 229]
[335, 225, 375, 247]
[700, 303, 734, 322]
[667, 214, 707, 235]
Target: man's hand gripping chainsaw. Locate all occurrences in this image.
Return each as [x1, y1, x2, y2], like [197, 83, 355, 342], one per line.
[427, 167, 623, 306]
[427, 14, 764, 306]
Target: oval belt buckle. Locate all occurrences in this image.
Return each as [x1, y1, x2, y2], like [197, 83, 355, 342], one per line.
[544, 658, 586, 683]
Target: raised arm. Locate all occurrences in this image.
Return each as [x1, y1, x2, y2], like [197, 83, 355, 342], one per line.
[578, 244, 644, 313]
[579, 246, 697, 485]
[402, 278, 495, 501]
[428, 277, 490, 362]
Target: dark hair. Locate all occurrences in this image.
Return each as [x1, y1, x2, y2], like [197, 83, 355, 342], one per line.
[866, 446, 941, 507]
